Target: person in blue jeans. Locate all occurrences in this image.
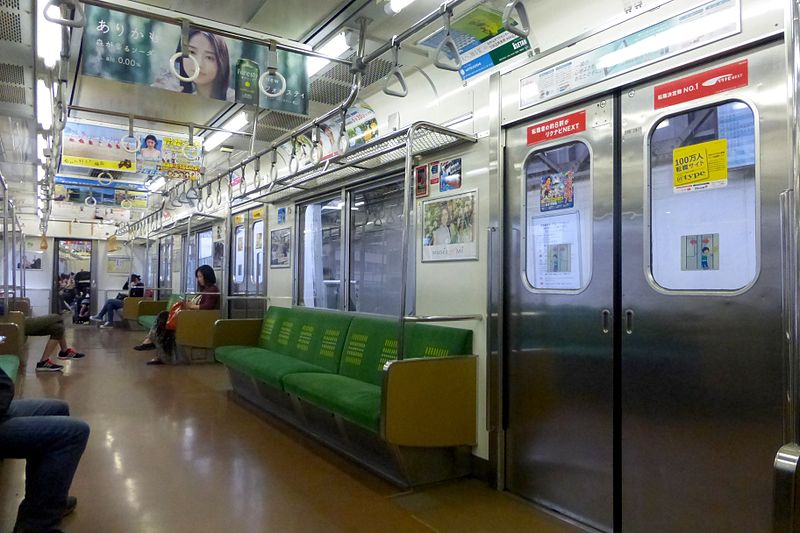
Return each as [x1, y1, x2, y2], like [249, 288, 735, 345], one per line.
[0, 367, 89, 533]
[90, 274, 144, 328]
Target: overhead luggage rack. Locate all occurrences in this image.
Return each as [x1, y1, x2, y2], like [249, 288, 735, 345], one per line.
[248, 122, 477, 203]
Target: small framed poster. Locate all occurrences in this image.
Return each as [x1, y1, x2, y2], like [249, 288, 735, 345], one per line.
[429, 161, 441, 185]
[415, 165, 429, 197]
[439, 158, 462, 192]
[270, 228, 291, 269]
[277, 207, 286, 225]
[421, 190, 478, 262]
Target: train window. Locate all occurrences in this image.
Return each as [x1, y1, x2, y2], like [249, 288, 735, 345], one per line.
[158, 237, 172, 292]
[198, 230, 213, 268]
[298, 197, 342, 310]
[185, 235, 197, 293]
[524, 140, 592, 291]
[348, 181, 404, 315]
[649, 100, 757, 291]
[233, 225, 245, 288]
[252, 220, 264, 291]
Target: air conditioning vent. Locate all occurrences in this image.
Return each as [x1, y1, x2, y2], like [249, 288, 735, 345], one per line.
[0, 62, 23, 85]
[0, 85, 25, 104]
[0, 9, 21, 44]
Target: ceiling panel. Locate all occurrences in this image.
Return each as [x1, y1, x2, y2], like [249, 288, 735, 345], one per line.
[130, 0, 268, 29]
[245, 0, 348, 41]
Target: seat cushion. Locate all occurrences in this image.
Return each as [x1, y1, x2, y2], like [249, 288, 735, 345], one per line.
[257, 306, 294, 351]
[338, 316, 401, 386]
[215, 346, 328, 389]
[138, 315, 157, 330]
[282, 308, 352, 372]
[0, 354, 19, 381]
[283, 372, 382, 433]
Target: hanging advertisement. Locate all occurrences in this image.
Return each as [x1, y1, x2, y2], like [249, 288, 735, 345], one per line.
[54, 176, 148, 208]
[418, 6, 531, 81]
[519, 0, 741, 109]
[422, 191, 477, 262]
[81, 5, 309, 115]
[62, 119, 203, 180]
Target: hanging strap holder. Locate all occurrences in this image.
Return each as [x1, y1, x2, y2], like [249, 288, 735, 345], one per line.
[170, 20, 200, 82]
[310, 124, 323, 165]
[337, 107, 349, 155]
[259, 40, 287, 98]
[121, 114, 139, 153]
[502, 0, 531, 38]
[288, 139, 300, 174]
[384, 38, 408, 97]
[43, 0, 84, 28]
[433, 6, 462, 72]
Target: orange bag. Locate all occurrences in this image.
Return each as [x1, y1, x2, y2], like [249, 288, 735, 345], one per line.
[165, 301, 185, 331]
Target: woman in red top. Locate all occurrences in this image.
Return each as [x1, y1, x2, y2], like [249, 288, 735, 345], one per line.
[134, 265, 219, 365]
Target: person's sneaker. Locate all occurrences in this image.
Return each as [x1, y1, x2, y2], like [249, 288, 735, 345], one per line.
[57, 348, 85, 360]
[62, 495, 77, 517]
[99, 322, 114, 329]
[89, 315, 103, 322]
[35, 360, 64, 372]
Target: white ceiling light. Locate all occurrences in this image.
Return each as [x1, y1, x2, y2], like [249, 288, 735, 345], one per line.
[203, 111, 249, 152]
[36, 0, 61, 68]
[386, 0, 418, 15]
[307, 32, 351, 77]
[36, 80, 53, 130]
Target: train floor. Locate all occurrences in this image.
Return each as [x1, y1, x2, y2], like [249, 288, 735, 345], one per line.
[0, 324, 578, 533]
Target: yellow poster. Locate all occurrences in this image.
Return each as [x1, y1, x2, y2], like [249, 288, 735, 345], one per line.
[252, 209, 264, 220]
[673, 139, 728, 193]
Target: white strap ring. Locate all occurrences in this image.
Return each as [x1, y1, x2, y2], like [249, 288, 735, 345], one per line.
[169, 52, 201, 83]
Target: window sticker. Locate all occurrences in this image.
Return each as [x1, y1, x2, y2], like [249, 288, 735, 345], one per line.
[528, 212, 582, 289]
[673, 139, 728, 193]
[540, 171, 575, 212]
[681, 233, 719, 271]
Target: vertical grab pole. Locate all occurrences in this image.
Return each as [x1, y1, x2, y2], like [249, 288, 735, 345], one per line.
[186, 214, 193, 298]
[10, 202, 16, 303]
[2, 184, 8, 314]
[19, 219, 25, 298]
[397, 125, 417, 362]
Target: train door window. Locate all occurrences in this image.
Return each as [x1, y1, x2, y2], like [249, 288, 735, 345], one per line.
[198, 230, 213, 269]
[649, 101, 757, 291]
[158, 237, 172, 294]
[232, 225, 245, 291]
[252, 220, 264, 293]
[298, 196, 342, 310]
[348, 180, 404, 315]
[524, 140, 592, 291]
[185, 235, 197, 293]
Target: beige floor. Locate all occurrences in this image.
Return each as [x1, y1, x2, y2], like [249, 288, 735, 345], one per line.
[0, 326, 581, 533]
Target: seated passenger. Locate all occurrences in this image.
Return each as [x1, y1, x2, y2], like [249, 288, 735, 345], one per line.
[134, 265, 219, 365]
[91, 274, 144, 328]
[0, 366, 90, 532]
[0, 308, 89, 372]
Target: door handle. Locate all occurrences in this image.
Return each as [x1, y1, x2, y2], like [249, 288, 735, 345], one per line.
[625, 309, 635, 335]
[601, 309, 611, 334]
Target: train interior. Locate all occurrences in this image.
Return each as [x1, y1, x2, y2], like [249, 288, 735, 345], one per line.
[0, 0, 797, 531]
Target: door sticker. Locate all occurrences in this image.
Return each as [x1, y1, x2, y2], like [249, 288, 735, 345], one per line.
[529, 212, 582, 289]
[681, 233, 719, 271]
[527, 111, 587, 145]
[654, 60, 748, 109]
[673, 139, 728, 193]
[540, 171, 575, 212]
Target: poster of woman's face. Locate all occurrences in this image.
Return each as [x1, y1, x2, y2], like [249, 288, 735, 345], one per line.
[421, 191, 477, 262]
[270, 228, 291, 268]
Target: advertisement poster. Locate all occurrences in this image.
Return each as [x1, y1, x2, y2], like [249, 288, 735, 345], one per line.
[519, 0, 740, 108]
[528, 212, 582, 289]
[422, 191, 477, 262]
[415, 165, 429, 197]
[439, 158, 462, 192]
[682, 233, 719, 271]
[540, 171, 574, 212]
[277, 207, 286, 225]
[429, 161, 441, 185]
[673, 139, 728, 193]
[107, 256, 132, 274]
[54, 176, 148, 209]
[419, 6, 531, 81]
[62, 119, 202, 180]
[18, 239, 44, 270]
[270, 228, 291, 268]
[81, 5, 309, 115]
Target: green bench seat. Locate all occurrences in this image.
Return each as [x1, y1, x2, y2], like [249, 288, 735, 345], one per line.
[216, 346, 328, 389]
[137, 293, 183, 330]
[0, 354, 19, 381]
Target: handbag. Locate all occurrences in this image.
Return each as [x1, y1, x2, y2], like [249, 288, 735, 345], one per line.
[165, 300, 185, 331]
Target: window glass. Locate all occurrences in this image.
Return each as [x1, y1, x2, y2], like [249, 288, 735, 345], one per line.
[197, 230, 213, 283]
[252, 220, 264, 293]
[348, 182, 404, 315]
[524, 141, 592, 290]
[158, 236, 172, 292]
[649, 101, 757, 291]
[232, 225, 245, 291]
[185, 236, 197, 293]
[298, 197, 342, 310]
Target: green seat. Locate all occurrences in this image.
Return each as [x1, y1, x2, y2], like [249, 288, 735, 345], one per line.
[138, 315, 157, 330]
[403, 322, 473, 359]
[166, 294, 184, 308]
[0, 354, 19, 381]
[215, 346, 327, 389]
[283, 308, 352, 372]
[338, 316, 401, 386]
[283, 373, 382, 432]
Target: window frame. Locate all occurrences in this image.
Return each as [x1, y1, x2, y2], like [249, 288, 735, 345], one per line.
[643, 97, 761, 296]
[520, 137, 594, 295]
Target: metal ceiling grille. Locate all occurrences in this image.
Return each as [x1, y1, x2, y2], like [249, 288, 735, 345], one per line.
[0, 0, 19, 10]
[0, 85, 24, 104]
[0, 9, 21, 43]
[0, 62, 23, 85]
[310, 77, 352, 106]
[323, 57, 393, 87]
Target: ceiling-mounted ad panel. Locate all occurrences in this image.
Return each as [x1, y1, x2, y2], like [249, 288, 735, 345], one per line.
[80, 5, 310, 115]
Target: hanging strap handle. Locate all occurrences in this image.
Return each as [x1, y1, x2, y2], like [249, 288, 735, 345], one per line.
[121, 114, 139, 153]
[170, 20, 200, 82]
[259, 40, 287, 98]
[43, 0, 84, 28]
[502, 0, 530, 38]
[384, 39, 408, 98]
[337, 108, 349, 155]
[433, 7, 462, 72]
